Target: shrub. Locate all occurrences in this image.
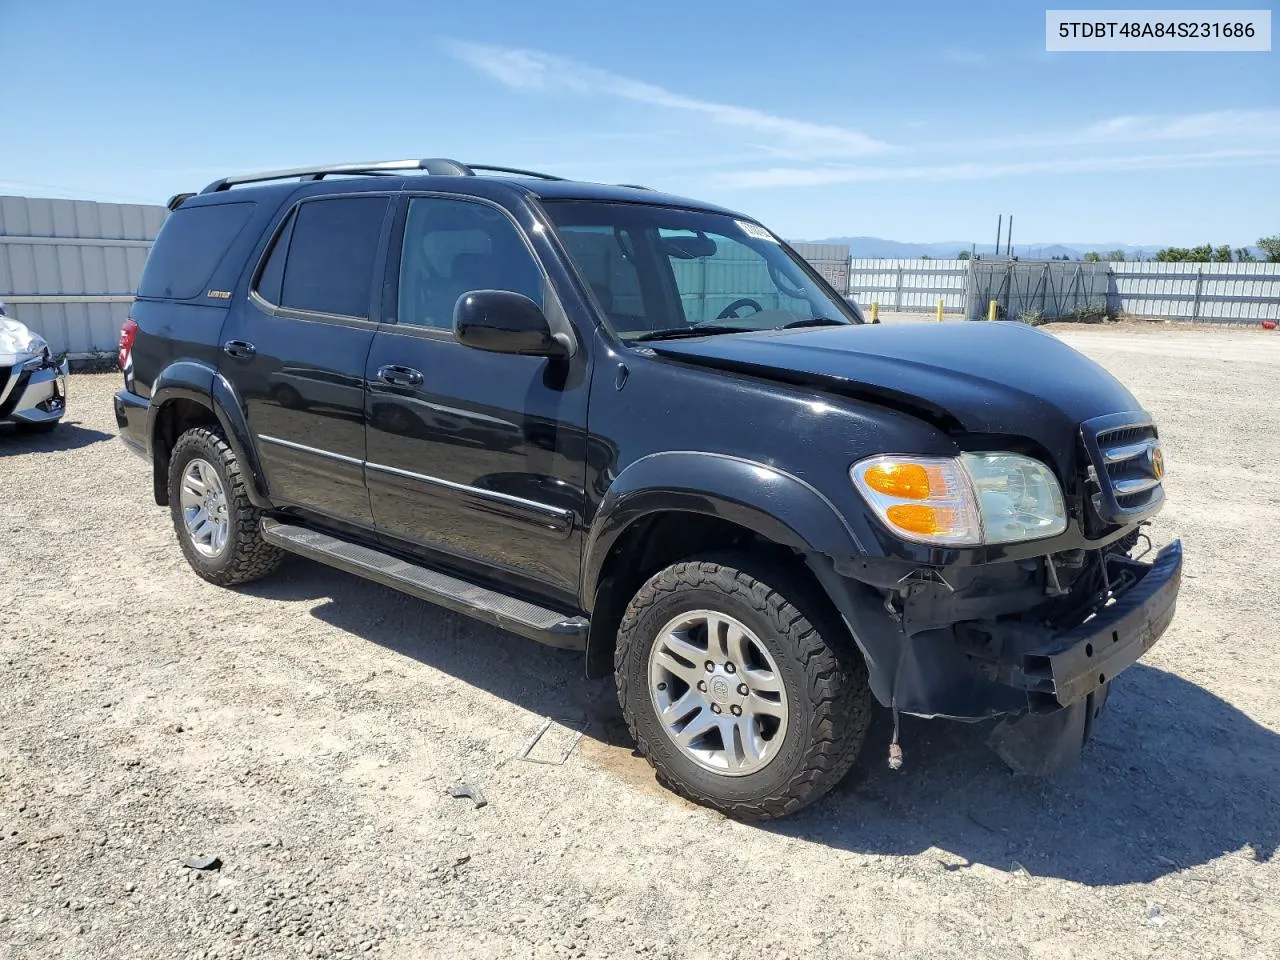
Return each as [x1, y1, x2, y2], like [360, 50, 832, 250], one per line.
[1018, 308, 1047, 326]
[1069, 301, 1112, 324]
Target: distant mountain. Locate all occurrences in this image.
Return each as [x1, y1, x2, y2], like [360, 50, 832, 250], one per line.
[800, 237, 1256, 261]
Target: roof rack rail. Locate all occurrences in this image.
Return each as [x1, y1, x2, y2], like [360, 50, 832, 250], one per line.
[615, 183, 654, 191]
[199, 158, 476, 194]
[465, 164, 564, 181]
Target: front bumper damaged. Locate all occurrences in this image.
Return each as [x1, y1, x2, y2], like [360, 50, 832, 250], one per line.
[974, 541, 1181, 773]
[0, 354, 69, 425]
[964, 540, 1182, 710]
[813, 538, 1182, 774]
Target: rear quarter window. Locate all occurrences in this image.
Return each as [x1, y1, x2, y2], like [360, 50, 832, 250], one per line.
[138, 201, 256, 300]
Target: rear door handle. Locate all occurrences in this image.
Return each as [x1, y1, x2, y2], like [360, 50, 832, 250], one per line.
[377, 364, 424, 387]
[223, 339, 257, 359]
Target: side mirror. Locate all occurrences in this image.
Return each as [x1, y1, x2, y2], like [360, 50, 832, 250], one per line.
[453, 290, 572, 357]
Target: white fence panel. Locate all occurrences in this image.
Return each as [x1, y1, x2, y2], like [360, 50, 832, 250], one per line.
[1112, 261, 1280, 321]
[838, 257, 1280, 323]
[847, 259, 969, 313]
[0, 195, 166, 355]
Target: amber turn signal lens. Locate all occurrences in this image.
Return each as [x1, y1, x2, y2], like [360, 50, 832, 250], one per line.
[885, 503, 942, 535]
[851, 455, 985, 545]
[862, 462, 932, 500]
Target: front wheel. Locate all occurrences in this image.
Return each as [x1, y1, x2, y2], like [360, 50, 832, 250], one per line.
[615, 554, 871, 820]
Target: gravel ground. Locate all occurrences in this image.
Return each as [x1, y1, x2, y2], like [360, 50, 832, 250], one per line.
[2, 325, 1278, 960]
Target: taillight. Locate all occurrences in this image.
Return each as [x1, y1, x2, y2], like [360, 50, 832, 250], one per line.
[118, 318, 138, 370]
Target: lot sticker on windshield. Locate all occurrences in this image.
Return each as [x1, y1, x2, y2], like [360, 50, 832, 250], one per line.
[735, 220, 779, 243]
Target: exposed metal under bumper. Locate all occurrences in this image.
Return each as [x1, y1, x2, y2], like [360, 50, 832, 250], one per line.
[976, 540, 1182, 708]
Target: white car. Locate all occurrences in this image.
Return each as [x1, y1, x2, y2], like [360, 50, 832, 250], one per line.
[0, 304, 68, 433]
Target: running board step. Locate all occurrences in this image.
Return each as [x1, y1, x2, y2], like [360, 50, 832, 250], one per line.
[261, 519, 588, 650]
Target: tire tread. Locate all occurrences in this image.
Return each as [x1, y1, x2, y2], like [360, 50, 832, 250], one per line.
[169, 426, 283, 586]
[614, 554, 871, 821]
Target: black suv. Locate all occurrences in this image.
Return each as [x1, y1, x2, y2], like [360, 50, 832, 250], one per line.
[114, 158, 1181, 819]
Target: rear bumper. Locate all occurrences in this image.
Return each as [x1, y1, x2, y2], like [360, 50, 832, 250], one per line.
[1, 356, 69, 424]
[972, 540, 1182, 708]
[113, 388, 150, 458]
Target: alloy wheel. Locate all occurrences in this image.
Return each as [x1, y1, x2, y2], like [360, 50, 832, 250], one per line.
[647, 609, 789, 776]
[179, 458, 230, 558]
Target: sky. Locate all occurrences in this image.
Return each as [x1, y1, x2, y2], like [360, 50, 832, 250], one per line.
[1, 0, 1277, 246]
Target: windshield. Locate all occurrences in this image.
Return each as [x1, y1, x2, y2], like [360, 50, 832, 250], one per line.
[542, 201, 858, 340]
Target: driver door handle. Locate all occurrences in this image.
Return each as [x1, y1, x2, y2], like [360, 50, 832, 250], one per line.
[377, 364, 424, 387]
[222, 339, 256, 359]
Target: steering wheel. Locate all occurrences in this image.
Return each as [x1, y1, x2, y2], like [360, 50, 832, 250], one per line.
[716, 298, 763, 320]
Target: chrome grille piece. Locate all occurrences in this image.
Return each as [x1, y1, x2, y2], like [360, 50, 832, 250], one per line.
[1080, 413, 1165, 524]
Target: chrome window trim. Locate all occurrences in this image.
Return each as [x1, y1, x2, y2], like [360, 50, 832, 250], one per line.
[248, 289, 380, 329]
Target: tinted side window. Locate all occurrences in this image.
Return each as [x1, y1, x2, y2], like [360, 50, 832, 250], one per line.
[254, 210, 294, 305]
[278, 196, 389, 318]
[138, 201, 256, 300]
[397, 198, 543, 329]
[555, 225, 645, 328]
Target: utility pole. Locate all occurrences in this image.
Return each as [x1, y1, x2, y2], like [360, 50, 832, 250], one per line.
[1006, 215, 1013, 257]
[995, 215, 1002, 258]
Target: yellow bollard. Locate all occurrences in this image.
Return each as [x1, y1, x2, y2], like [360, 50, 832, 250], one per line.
[937, 298, 944, 322]
[987, 299, 998, 322]
[870, 301, 879, 324]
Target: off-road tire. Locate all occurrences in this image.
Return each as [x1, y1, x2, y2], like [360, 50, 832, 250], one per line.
[168, 426, 284, 586]
[615, 553, 872, 820]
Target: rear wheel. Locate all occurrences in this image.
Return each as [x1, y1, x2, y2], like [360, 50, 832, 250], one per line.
[615, 554, 871, 820]
[167, 426, 283, 586]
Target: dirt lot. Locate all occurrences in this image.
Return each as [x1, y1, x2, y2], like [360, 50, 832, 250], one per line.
[3, 325, 1278, 960]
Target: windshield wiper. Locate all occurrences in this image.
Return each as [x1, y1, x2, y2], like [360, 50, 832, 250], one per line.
[630, 325, 758, 343]
[779, 317, 847, 329]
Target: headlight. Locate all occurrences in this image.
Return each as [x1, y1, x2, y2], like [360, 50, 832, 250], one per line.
[851, 452, 1067, 546]
[26, 333, 49, 356]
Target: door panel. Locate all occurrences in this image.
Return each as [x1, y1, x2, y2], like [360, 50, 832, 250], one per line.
[219, 192, 391, 524]
[225, 310, 373, 521]
[366, 332, 589, 597]
[365, 195, 590, 599]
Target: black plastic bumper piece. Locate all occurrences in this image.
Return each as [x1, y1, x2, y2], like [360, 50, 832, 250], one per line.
[114, 388, 150, 458]
[978, 540, 1182, 708]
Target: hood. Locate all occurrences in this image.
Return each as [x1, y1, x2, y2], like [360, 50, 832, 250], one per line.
[0, 317, 47, 366]
[647, 321, 1144, 473]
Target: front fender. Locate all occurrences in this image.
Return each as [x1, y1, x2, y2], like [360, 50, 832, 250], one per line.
[148, 361, 270, 507]
[580, 450, 864, 606]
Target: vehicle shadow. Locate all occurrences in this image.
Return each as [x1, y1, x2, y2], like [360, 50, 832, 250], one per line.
[245, 557, 1280, 888]
[0, 421, 116, 455]
[780, 665, 1280, 885]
